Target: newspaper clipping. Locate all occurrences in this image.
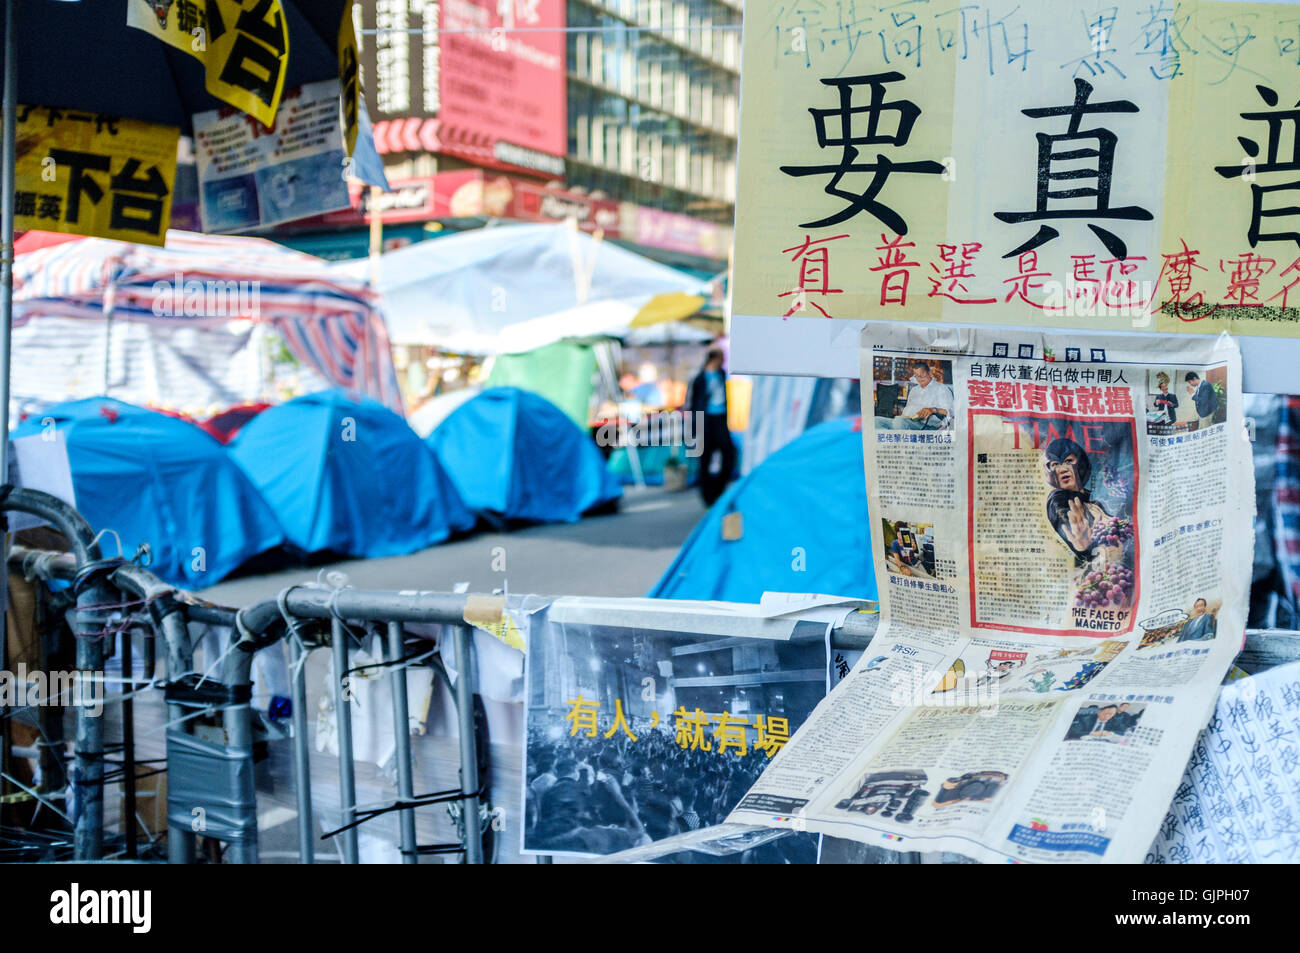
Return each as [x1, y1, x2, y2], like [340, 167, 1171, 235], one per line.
[727, 326, 1253, 863]
[522, 607, 828, 861]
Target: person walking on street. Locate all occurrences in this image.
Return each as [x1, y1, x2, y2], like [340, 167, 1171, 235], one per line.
[689, 347, 736, 507]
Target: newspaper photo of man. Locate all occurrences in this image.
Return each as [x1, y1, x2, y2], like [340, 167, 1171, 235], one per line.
[1040, 434, 1137, 620]
[1177, 598, 1218, 643]
[1185, 370, 1219, 430]
[873, 358, 955, 431]
[882, 518, 942, 579]
[1144, 365, 1227, 434]
[1064, 702, 1147, 743]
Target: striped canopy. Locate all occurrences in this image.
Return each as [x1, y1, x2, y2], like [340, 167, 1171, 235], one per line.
[13, 230, 401, 411]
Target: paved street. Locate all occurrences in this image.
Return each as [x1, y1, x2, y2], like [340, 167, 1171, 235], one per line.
[202, 484, 707, 606]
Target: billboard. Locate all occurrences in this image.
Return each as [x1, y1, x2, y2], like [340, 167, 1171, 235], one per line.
[358, 0, 566, 177]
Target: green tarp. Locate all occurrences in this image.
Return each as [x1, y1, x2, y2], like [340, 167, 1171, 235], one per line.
[485, 341, 597, 427]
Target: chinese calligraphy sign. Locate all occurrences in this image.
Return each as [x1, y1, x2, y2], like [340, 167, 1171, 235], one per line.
[735, 0, 1300, 349]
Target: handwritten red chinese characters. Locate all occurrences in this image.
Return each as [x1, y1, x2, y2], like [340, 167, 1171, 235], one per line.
[779, 233, 848, 317]
[871, 233, 920, 306]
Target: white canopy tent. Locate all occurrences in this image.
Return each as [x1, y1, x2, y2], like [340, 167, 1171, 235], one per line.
[335, 222, 711, 353]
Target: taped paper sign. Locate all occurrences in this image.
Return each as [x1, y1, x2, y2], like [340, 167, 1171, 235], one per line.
[733, 0, 1300, 363]
[464, 594, 526, 652]
[14, 106, 179, 245]
[127, 0, 289, 129]
[193, 80, 351, 232]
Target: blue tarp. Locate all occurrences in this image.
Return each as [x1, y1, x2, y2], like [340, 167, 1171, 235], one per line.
[230, 390, 472, 557]
[650, 416, 877, 602]
[13, 398, 285, 588]
[428, 387, 622, 523]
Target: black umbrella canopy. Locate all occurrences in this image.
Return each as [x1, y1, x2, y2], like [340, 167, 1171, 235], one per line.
[1, 0, 352, 134]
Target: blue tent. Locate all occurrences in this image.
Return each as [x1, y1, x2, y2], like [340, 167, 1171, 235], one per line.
[430, 450, 477, 535]
[650, 417, 877, 602]
[13, 398, 285, 588]
[428, 387, 622, 523]
[230, 390, 472, 557]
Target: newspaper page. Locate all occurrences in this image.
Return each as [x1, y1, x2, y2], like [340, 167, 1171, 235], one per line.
[727, 326, 1253, 863]
[521, 606, 829, 862]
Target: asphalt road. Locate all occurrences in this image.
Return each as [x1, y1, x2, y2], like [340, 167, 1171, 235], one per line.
[201, 484, 708, 606]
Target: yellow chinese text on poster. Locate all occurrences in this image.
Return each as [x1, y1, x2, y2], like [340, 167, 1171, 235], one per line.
[15, 106, 180, 246]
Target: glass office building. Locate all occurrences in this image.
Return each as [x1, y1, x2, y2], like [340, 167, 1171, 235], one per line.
[564, 0, 740, 225]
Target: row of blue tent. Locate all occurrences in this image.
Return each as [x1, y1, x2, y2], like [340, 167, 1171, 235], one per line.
[16, 388, 621, 588]
[650, 416, 878, 603]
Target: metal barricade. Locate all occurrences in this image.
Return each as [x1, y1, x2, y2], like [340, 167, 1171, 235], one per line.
[5, 541, 494, 864]
[4, 486, 1300, 865]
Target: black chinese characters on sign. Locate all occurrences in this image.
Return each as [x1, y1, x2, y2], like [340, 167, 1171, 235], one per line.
[1215, 84, 1300, 250]
[779, 71, 945, 234]
[995, 78, 1152, 261]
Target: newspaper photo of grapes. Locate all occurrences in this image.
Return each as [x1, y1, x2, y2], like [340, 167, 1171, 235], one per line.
[969, 411, 1138, 637]
[1042, 428, 1138, 630]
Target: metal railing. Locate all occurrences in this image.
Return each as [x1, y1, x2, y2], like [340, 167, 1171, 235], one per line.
[5, 488, 1300, 864]
[6, 521, 492, 864]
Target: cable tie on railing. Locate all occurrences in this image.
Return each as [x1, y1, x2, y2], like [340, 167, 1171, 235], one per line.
[234, 606, 256, 650]
[276, 585, 304, 635]
[318, 784, 490, 840]
[328, 585, 348, 623]
[72, 557, 130, 598]
[88, 528, 125, 561]
[325, 584, 369, 648]
[144, 701, 238, 736]
[344, 645, 436, 678]
[194, 635, 239, 691]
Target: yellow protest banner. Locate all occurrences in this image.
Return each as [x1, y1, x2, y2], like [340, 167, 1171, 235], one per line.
[1162, 1, 1300, 336]
[14, 105, 179, 246]
[338, 5, 359, 158]
[732, 0, 1300, 371]
[734, 13, 955, 326]
[126, 0, 289, 129]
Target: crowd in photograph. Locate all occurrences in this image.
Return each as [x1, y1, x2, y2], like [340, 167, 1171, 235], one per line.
[525, 723, 814, 862]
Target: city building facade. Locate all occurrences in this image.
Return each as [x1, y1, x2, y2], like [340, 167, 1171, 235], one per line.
[276, 0, 736, 268]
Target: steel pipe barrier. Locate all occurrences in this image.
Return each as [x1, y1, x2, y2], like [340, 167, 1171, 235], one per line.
[1, 489, 108, 860]
[8, 529, 1300, 865]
